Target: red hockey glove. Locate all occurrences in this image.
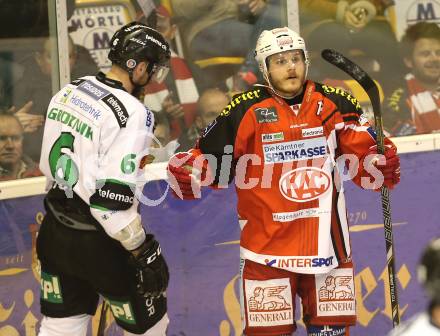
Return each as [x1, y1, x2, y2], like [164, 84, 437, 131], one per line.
[365, 144, 400, 189]
[167, 149, 209, 199]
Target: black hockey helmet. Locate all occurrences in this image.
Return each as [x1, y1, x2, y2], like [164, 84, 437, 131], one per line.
[108, 21, 171, 83]
[418, 238, 440, 302]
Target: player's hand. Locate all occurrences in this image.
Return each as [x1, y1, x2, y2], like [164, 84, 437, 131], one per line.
[366, 144, 400, 189]
[344, 10, 364, 29]
[248, 0, 266, 16]
[130, 234, 169, 297]
[14, 101, 44, 132]
[162, 92, 184, 119]
[167, 151, 202, 199]
[344, 2, 376, 30]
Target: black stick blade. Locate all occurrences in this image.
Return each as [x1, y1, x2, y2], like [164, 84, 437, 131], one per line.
[321, 48, 384, 151]
[321, 49, 375, 92]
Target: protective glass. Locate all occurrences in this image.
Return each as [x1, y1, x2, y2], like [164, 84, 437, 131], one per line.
[151, 64, 170, 83]
[0, 135, 23, 143]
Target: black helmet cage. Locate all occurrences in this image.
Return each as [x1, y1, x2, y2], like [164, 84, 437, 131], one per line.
[108, 22, 171, 78]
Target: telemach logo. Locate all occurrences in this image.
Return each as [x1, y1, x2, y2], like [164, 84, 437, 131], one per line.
[98, 189, 134, 203]
[145, 33, 168, 50]
[103, 94, 129, 127]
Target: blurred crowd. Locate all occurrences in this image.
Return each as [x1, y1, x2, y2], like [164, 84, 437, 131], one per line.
[0, 0, 439, 182]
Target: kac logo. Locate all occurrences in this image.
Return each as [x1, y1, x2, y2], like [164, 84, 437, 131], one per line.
[279, 167, 330, 202]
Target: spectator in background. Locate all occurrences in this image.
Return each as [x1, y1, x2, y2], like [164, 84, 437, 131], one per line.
[178, 88, 229, 151]
[144, 5, 199, 139]
[170, 0, 262, 89]
[228, 0, 284, 93]
[383, 22, 440, 136]
[299, 0, 393, 27]
[150, 112, 179, 162]
[388, 237, 440, 335]
[301, 0, 401, 87]
[10, 35, 98, 162]
[0, 113, 40, 181]
[132, 0, 158, 29]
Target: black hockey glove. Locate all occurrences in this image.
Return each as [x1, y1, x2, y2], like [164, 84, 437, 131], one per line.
[130, 234, 169, 297]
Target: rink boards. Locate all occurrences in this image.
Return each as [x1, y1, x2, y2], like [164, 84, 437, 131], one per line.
[0, 150, 437, 336]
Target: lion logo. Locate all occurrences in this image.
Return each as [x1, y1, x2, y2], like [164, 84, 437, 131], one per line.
[248, 286, 291, 311]
[319, 276, 354, 301]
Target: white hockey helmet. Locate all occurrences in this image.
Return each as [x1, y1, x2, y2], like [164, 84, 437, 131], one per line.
[254, 27, 309, 83]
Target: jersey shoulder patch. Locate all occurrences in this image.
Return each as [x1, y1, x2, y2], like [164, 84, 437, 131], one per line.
[101, 93, 130, 128]
[315, 83, 362, 114]
[220, 88, 269, 118]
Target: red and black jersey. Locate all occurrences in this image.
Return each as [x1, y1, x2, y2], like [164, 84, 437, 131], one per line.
[197, 81, 385, 274]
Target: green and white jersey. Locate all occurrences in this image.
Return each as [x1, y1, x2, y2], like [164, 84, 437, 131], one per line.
[39, 72, 154, 236]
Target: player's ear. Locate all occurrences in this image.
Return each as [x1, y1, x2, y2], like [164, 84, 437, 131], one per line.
[135, 61, 148, 75]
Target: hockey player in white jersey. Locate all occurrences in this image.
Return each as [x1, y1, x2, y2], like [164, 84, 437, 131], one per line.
[36, 22, 171, 335]
[388, 238, 440, 336]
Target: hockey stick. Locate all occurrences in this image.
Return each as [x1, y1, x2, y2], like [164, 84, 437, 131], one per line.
[97, 300, 109, 336]
[321, 49, 400, 327]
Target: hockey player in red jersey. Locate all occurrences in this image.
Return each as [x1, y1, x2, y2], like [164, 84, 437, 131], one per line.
[167, 27, 400, 335]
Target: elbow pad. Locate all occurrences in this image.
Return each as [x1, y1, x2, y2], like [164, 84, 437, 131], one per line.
[110, 215, 146, 251]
